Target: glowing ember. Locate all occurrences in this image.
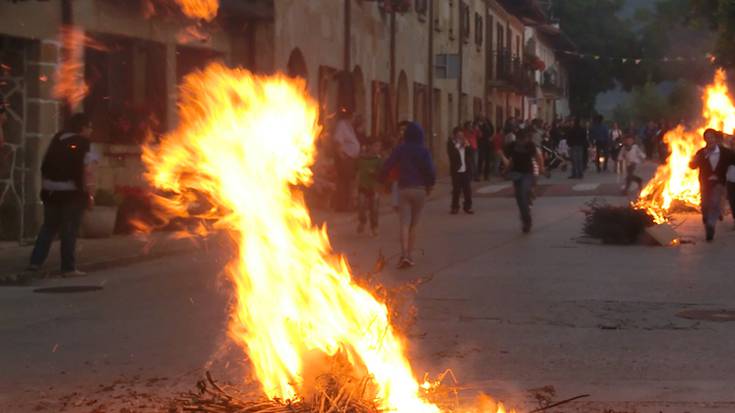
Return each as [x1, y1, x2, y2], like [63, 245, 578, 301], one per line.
[174, 0, 219, 21]
[142, 63, 440, 412]
[635, 69, 735, 223]
[53, 27, 105, 109]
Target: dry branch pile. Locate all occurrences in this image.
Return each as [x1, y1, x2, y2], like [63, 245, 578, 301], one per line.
[177, 372, 379, 413]
[582, 200, 655, 245]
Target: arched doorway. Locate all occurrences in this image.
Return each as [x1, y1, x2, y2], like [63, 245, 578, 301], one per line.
[396, 71, 410, 123]
[287, 48, 308, 82]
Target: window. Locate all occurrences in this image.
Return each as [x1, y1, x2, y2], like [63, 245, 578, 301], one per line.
[448, 0, 455, 39]
[474, 13, 483, 46]
[461, 2, 470, 41]
[434, 54, 460, 79]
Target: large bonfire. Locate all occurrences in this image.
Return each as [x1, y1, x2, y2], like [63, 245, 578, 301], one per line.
[635, 69, 735, 223]
[141, 64, 514, 413]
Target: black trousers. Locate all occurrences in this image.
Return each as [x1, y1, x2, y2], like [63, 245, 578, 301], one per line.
[451, 171, 472, 211]
[728, 182, 735, 223]
[476, 142, 492, 180]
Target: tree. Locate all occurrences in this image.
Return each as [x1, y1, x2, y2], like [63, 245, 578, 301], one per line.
[690, 0, 735, 68]
[553, 0, 647, 117]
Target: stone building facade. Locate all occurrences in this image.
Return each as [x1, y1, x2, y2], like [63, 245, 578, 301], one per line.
[0, 0, 572, 241]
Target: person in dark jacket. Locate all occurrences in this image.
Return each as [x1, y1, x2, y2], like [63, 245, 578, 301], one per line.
[28, 113, 96, 276]
[380, 122, 436, 269]
[567, 117, 587, 179]
[447, 127, 473, 214]
[476, 118, 494, 181]
[689, 128, 735, 241]
[590, 114, 611, 172]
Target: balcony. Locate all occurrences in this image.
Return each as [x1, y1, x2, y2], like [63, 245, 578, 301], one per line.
[541, 71, 565, 98]
[488, 49, 536, 97]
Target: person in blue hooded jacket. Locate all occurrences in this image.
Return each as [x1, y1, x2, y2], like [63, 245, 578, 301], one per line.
[379, 122, 436, 269]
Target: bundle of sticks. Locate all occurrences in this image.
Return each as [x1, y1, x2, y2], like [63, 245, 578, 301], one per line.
[177, 372, 380, 413]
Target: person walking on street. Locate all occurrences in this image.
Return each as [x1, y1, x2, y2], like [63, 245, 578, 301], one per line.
[726, 140, 735, 229]
[498, 128, 544, 233]
[689, 128, 735, 241]
[356, 140, 383, 236]
[620, 135, 646, 195]
[447, 127, 474, 215]
[27, 113, 96, 276]
[380, 122, 436, 269]
[567, 117, 586, 179]
[331, 108, 360, 212]
[590, 115, 611, 172]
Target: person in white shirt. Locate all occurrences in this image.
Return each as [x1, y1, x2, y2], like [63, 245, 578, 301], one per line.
[620, 135, 646, 195]
[331, 108, 360, 212]
[447, 127, 473, 214]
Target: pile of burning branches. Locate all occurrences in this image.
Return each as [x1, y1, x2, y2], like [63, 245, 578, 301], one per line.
[178, 372, 380, 413]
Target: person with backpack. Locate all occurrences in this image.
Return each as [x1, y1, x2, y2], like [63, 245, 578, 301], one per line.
[380, 122, 436, 269]
[27, 113, 96, 276]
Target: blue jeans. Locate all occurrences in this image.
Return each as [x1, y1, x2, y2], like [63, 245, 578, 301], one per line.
[570, 146, 584, 178]
[29, 199, 85, 271]
[512, 173, 534, 225]
[700, 182, 723, 228]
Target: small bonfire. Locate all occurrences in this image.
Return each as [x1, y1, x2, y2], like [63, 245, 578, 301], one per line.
[584, 69, 735, 245]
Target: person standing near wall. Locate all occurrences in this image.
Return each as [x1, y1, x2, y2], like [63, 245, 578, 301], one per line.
[447, 127, 473, 214]
[331, 108, 360, 212]
[27, 113, 96, 276]
[380, 122, 436, 269]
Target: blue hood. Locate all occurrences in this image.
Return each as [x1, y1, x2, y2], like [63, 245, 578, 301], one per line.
[403, 122, 424, 145]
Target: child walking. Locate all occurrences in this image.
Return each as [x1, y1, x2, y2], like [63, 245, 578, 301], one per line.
[356, 140, 383, 236]
[620, 135, 646, 195]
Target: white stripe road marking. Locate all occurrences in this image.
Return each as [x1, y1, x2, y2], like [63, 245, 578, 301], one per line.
[572, 183, 600, 191]
[476, 183, 512, 194]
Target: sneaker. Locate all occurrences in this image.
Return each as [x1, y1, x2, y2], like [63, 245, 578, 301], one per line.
[26, 264, 40, 272]
[464, 209, 474, 215]
[397, 257, 410, 269]
[405, 258, 415, 267]
[61, 269, 87, 278]
[450, 209, 459, 215]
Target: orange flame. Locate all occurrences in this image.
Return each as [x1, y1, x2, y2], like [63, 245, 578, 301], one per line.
[174, 0, 219, 21]
[141, 63, 441, 412]
[53, 27, 105, 109]
[635, 69, 735, 223]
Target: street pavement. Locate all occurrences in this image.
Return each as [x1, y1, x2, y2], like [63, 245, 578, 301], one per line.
[1, 162, 735, 413]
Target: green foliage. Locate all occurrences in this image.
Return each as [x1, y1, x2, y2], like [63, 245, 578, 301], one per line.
[611, 79, 703, 125]
[690, 0, 735, 68]
[554, 0, 647, 116]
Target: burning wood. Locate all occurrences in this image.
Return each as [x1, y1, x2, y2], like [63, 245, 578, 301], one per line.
[634, 69, 735, 223]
